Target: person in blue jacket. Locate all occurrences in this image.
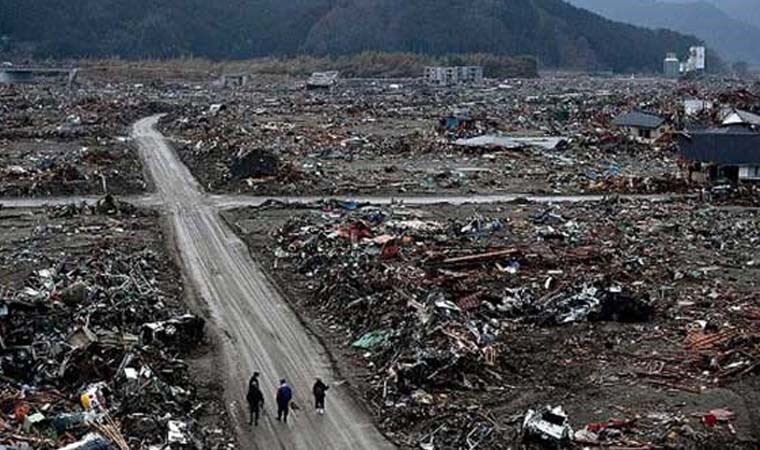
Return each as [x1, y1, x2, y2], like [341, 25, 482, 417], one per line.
[276, 379, 293, 423]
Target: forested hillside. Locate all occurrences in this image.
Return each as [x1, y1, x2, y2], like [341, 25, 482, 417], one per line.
[1, 0, 708, 72]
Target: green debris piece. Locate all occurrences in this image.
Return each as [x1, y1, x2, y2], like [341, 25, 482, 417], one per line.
[23, 412, 46, 433]
[352, 330, 389, 349]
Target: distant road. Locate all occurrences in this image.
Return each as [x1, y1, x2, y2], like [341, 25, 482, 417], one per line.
[209, 193, 673, 208]
[1, 192, 674, 209]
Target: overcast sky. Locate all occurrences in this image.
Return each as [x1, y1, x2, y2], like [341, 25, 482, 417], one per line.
[640, 0, 758, 29]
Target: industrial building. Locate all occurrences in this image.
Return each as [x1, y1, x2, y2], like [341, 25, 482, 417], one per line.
[662, 46, 706, 78]
[663, 53, 680, 78]
[683, 46, 706, 74]
[424, 66, 483, 86]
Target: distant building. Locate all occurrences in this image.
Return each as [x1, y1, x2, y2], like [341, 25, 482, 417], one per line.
[663, 46, 706, 78]
[220, 73, 248, 88]
[306, 71, 340, 90]
[612, 111, 667, 143]
[678, 108, 760, 183]
[663, 53, 680, 78]
[683, 99, 713, 117]
[679, 46, 706, 76]
[685, 46, 706, 73]
[0, 67, 79, 87]
[424, 66, 483, 86]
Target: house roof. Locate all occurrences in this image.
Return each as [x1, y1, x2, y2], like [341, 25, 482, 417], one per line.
[678, 128, 760, 164]
[613, 111, 665, 129]
[720, 108, 760, 127]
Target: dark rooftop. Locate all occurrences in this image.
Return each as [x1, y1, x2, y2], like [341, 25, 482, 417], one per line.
[613, 111, 665, 130]
[678, 128, 760, 165]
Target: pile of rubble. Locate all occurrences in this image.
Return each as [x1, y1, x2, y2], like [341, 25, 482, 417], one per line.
[0, 200, 233, 450]
[240, 198, 759, 449]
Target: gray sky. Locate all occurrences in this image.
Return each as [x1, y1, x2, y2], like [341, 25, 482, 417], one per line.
[644, 0, 760, 28]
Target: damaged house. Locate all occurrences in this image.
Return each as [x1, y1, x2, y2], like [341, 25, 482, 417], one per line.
[220, 73, 248, 88]
[613, 111, 667, 143]
[678, 108, 760, 183]
[306, 71, 340, 90]
[424, 66, 483, 86]
[0, 67, 79, 87]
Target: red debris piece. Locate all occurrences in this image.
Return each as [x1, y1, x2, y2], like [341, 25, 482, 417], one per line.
[381, 243, 400, 260]
[586, 418, 636, 433]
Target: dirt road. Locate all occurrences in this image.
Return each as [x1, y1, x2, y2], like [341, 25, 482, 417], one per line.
[0, 194, 161, 208]
[209, 193, 674, 209]
[0, 191, 676, 209]
[132, 116, 396, 450]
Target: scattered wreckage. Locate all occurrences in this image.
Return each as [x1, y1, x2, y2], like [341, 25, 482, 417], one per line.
[4, 68, 760, 450]
[0, 83, 163, 197]
[0, 200, 232, 450]
[157, 76, 760, 197]
[224, 196, 759, 449]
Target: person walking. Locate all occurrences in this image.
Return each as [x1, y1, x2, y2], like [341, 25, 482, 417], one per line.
[246, 373, 264, 426]
[312, 378, 329, 415]
[275, 379, 293, 423]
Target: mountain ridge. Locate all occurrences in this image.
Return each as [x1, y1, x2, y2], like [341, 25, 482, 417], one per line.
[568, 0, 760, 64]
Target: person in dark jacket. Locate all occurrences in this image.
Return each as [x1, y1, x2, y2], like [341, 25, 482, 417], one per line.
[246, 373, 265, 426]
[312, 378, 329, 415]
[275, 379, 293, 423]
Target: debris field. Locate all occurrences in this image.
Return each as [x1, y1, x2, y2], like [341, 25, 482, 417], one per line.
[225, 197, 759, 449]
[0, 83, 166, 198]
[157, 76, 754, 197]
[0, 198, 233, 450]
[2, 67, 760, 450]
